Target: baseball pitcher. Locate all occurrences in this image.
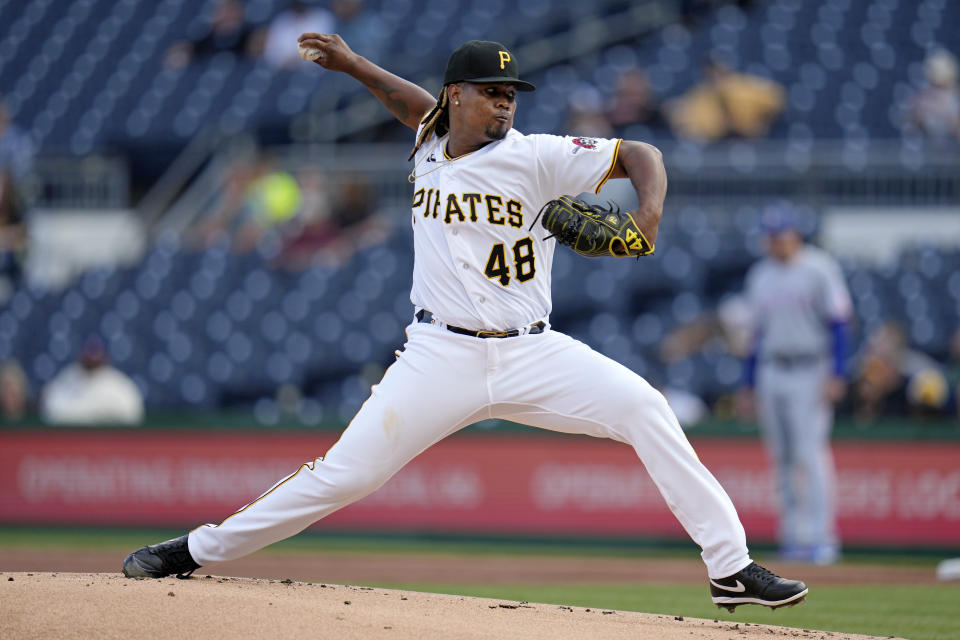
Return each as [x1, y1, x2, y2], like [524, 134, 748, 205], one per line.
[122, 36, 808, 612]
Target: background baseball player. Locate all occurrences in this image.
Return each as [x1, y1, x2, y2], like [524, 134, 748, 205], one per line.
[122, 35, 808, 612]
[739, 206, 853, 565]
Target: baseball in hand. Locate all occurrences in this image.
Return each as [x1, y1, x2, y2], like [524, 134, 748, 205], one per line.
[298, 43, 323, 62]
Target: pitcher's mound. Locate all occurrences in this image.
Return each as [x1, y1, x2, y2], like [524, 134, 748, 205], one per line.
[2, 572, 896, 640]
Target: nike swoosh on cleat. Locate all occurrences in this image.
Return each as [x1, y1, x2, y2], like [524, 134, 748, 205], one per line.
[709, 579, 746, 593]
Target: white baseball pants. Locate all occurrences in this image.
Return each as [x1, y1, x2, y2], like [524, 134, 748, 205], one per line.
[189, 322, 752, 579]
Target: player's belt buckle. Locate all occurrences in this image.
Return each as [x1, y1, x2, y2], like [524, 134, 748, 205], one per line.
[417, 310, 544, 339]
[476, 329, 513, 338]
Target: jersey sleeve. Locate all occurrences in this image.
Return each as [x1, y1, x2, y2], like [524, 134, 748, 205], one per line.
[532, 135, 623, 201]
[817, 254, 853, 322]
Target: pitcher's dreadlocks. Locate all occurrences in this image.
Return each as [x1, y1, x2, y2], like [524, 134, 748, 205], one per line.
[408, 86, 451, 160]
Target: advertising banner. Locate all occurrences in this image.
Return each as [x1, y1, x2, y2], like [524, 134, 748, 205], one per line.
[1, 430, 957, 545]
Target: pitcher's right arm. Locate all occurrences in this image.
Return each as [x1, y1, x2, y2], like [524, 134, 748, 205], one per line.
[297, 33, 436, 130]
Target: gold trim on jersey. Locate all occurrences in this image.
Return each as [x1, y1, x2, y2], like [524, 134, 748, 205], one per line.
[443, 143, 478, 162]
[594, 138, 623, 194]
[408, 137, 476, 182]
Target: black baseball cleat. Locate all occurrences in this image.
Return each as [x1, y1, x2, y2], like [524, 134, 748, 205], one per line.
[122, 534, 201, 579]
[710, 562, 808, 612]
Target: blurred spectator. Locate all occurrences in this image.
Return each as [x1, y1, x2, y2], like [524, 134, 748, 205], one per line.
[261, 0, 335, 70]
[0, 359, 29, 421]
[0, 169, 27, 300]
[666, 54, 785, 142]
[905, 366, 950, 418]
[195, 157, 302, 252]
[905, 48, 960, 143]
[0, 97, 35, 181]
[165, 0, 258, 70]
[656, 294, 752, 421]
[606, 68, 665, 133]
[738, 205, 852, 565]
[337, 173, 380, 223]
[194, 159, 260, 246]
[680, 0, 755, 27]
[278, 168, 391, 268]
[330, 0, 385, 63]
[852, 321, 946, 421]
[661, 385, 710, 428]
[0, 96, 32, 301]
[233, 163, 303, 252]
[277, 167, 348, 268]
[947, 328, 960, 419]
[660, 294, 752, 363]
[937, 557, 960, 581]
[330, 171, 390, 253]
[193, 157, 392, 265]
[564, 84, 614, 138]
[0, 97, 33, 299]
[40, 337, 144, 425]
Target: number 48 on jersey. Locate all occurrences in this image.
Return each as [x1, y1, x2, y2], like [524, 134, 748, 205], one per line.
[484, 237, 536, 286]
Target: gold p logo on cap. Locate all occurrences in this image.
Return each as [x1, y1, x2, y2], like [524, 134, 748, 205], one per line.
[498, 50, 511, 69]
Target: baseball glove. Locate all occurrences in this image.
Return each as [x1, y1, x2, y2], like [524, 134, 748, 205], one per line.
[532, 195, 654, 258]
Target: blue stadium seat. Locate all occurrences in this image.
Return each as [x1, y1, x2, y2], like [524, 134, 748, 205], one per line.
[4, 0, 959, 409]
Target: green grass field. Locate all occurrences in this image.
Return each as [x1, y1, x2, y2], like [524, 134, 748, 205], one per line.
[2, 527, 958, 640]
[366, 582, 959, 640]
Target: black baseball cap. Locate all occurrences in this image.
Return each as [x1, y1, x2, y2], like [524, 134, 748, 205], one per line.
[443, 40, 536, 91]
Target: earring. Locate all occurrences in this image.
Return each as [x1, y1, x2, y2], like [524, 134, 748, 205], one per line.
[454, 101, 460, 106]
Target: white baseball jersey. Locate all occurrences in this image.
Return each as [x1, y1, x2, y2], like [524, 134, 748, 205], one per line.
[408, 128, 621, 331]
[745, 246, 852, 358]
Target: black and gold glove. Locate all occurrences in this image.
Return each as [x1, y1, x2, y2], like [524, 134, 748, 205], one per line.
[533, 195, 654, 258]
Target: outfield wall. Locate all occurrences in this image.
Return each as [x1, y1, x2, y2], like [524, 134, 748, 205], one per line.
[1, 429, 958, 547]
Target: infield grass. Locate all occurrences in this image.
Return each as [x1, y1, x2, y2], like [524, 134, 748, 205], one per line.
[366, 581, 959, 640]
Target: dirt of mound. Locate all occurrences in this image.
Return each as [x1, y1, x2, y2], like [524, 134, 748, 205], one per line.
[2, 572, 902, 640]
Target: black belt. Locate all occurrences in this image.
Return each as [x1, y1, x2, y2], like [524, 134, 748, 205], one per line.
[766, 353, 822, 368]
[416, 310, 545, 338]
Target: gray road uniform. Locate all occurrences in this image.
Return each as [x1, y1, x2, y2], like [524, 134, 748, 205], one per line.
[744, 245, 852, 561]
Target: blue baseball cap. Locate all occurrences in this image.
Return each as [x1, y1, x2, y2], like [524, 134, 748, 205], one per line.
[760, 204, 800, 235]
